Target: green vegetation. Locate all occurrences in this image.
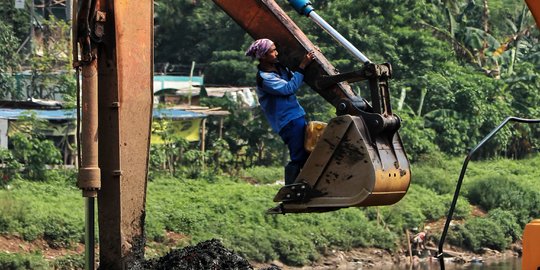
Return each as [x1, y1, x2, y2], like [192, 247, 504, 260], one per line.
[0, 252, 49, 270]
[0, 252, 84, 270]
[1, 155, 540, 266]
[153, 0, 540, 163]
[1, 0, 540, 268]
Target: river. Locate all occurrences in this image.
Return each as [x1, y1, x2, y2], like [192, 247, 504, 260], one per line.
[385, 257, 522, 270]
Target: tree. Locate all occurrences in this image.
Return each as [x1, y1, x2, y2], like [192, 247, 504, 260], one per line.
[153, 0, 540, 159]
[0, 20, 22, 99]
[25, 17, 76, 103]
[9, 113, 62, 181]
[0, 0, 31, 44]
[154, 0, 249, 69]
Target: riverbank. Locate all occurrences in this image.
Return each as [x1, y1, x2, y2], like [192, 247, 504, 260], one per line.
[251, 244, 521, 270]
[0, 233, 522, 269]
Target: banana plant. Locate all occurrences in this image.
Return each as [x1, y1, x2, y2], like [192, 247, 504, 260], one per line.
[424, 0, 538, 78]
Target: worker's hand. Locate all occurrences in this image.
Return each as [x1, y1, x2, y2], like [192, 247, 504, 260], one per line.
[299, 51, 316, 69]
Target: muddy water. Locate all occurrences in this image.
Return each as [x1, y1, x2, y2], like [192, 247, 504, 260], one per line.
[384, 258, 521, 270]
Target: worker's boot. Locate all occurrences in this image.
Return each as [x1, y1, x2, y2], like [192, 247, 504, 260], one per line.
[284, 163, 301, 185]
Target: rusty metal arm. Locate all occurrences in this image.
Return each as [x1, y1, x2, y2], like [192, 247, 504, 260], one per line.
[525, 0, 540, 28]
[212, 0, 366, 113]
[212, 0, 402, 139]
[76, 0, 101, 198]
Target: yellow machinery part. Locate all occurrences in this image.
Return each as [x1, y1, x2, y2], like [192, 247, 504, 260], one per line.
[305, 121, 327, 153]
[522, 219, 540, 270]
[274, 115, 410, 213]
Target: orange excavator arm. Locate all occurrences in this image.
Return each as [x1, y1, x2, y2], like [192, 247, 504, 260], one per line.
[73, 0, 538, 268]
[213, 0, 410, 214]
[526, 0, 540, 28]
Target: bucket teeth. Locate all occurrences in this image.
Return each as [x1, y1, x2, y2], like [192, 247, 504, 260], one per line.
[266, 204, 284, 215]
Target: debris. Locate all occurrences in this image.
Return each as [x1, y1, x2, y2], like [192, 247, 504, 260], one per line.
[143, 239, 281, 270]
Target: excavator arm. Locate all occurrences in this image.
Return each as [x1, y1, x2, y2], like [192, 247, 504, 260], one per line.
[73, 0, 540, 268]
[213, 0, 410, 213]
[526, 0, 540, 28]
[213, 0, 360, 110]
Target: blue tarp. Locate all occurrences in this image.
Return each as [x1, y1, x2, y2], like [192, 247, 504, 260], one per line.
[153, 108, 206, 119]
[0, 109, 75, 120]
[0, 108, 207, 120]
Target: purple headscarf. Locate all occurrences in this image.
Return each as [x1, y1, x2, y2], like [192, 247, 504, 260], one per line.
[245, 38, 274, 59]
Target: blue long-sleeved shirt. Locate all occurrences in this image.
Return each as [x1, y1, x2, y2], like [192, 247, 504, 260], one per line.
[256, 64, 306, 133]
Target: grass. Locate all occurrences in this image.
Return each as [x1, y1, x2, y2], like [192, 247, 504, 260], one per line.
[1, 154, 540, 267]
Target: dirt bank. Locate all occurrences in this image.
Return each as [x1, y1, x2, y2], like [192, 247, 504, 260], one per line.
[142, 238, 521, 270]
[0, 235, 521, 269]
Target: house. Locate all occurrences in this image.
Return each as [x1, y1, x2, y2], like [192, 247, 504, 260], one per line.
[0, 108, 77, 164]
[152, 75, 257, 108]
[0, 103, 207, 165]
[153, 75, 204, 105]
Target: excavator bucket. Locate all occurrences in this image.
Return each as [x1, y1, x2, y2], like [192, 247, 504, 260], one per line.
[271, 114, 410, 213]
[213, 0, 410, 213]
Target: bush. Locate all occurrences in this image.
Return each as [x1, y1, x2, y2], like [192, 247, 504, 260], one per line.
[227, 231, 278, 262]
[398, 113, 440, 162]
[3, 156, 539, 266]
[145, 219, 166, 242]
[0, 148, 22, 187]
[240, 166, 283, 185]
[272, 232, 318, 266]
[448, 217, 509, 252]
[466, 175, 540, 225]
[51, 254, 84, 270]
[487, 208, 522, 242]
[0, 196, 33, 235]
[0, 180, 84, 247]
[43, 215, 80, 248]
[0, 252, 49, 270]
[8, 113, 62, 181]
[372, 185, 470, 233]
[410, 158, 459, 195]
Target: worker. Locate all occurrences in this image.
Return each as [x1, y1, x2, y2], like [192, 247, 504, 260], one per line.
[413, 231, 426, 250]
[413, 226, 430, 252]
[245, 38, 315, 185]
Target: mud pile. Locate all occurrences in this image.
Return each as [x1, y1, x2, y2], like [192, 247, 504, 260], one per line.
[144, 239, 280, 270]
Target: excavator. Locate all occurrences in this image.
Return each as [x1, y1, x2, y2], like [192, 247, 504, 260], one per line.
[214, 0, 410, 214]
[71, 0, 540, 268]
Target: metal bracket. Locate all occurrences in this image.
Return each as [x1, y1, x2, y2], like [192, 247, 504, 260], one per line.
[273, 182, 324, 203]
[92, 11, 106, 41]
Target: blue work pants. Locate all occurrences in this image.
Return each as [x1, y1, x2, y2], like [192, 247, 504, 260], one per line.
[279, 116, 309, 168]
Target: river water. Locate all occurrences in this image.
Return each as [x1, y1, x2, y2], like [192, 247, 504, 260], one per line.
[386, 258, 521, 270]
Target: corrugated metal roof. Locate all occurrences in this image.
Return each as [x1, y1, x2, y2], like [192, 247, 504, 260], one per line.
[153, 108, 206, 119]
[0, 109, 75, 120]
[0, 108, 206, 120]
[153, 75, 204, 93]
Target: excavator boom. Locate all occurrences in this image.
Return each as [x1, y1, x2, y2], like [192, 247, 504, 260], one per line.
[213, 0, 410, 213]
[73, 0, 540, 268]
[526, 0, 540, 28]
[213, 0, 357, 108]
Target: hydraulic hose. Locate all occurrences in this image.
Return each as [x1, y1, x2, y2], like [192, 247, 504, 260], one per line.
[74, 0, 100, 269]
[287, 0, 371, 63]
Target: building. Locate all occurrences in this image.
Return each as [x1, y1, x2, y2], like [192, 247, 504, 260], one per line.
[0, 102, 207, 165]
